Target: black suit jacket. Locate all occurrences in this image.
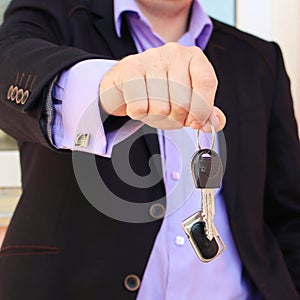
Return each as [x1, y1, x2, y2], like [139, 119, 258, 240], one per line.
[0, 0, 299, 299]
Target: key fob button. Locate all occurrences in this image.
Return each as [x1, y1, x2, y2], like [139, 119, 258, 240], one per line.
[191, 221, 219, 259]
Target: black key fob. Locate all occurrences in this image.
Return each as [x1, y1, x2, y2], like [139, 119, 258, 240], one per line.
[182, 212, 226, 263]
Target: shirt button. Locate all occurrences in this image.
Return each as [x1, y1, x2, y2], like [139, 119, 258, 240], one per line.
[149, 203, 166, 219]
[171, 171, 180, 180]
[175, 236, 185, 246]
[124, 274, 141, 292]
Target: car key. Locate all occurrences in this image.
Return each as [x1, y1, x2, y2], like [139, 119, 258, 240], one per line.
[191, 148, 222, 241]
[182, 130, 226, 262]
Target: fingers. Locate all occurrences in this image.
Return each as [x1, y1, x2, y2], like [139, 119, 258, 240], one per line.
[185, 46, 217, 127]
[144, 48, 170, 120]
[99, 43, 226, 131]
[123, 50, 171, 127]
[99, 64, 127, 116]
[166, 45, 191, 127]
[123, 78, 148, 120]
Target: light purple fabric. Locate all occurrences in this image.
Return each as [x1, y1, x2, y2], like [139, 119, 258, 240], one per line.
[52, 59, 143, 157]
[52, 0, 261, 298]
[114, 0, 213, 51]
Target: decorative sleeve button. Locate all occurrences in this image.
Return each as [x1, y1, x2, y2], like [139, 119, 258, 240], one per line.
[124, 274, 141, 292]
[6, 85, 30, 105]
[149, 203, 166, 220]
[7, 85, 14, 100]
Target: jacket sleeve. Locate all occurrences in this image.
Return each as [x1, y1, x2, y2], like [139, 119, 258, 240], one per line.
[265, 42, 300, 293]
[0, 0, 102, 148]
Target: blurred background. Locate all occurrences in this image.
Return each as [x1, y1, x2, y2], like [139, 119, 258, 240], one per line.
[0, 0, 299, 245]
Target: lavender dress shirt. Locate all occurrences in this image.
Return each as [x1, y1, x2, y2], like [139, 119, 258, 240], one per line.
[52, 0, 261, 299]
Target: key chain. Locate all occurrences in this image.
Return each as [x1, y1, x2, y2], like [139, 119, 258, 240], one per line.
[181, 126, 226, 263]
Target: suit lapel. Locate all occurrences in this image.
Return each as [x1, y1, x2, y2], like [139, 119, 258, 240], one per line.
[205, 21, 240, 221]
[90, 0, 162, 174]
[89, 0, 137, 59]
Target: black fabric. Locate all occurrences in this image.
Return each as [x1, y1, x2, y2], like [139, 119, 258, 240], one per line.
[0, 0, 299, 299]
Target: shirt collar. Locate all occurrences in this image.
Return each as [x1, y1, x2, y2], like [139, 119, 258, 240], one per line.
[114, 0, 213, 43]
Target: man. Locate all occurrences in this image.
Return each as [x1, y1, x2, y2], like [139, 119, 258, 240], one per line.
[0, 0, 299, 299]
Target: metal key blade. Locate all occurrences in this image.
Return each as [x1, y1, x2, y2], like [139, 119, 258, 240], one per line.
[201, 188, 215, 241]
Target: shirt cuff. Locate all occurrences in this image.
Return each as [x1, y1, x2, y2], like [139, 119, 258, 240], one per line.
[52, 59, 143, 157]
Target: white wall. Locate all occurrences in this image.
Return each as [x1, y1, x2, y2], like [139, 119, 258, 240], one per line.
[0, 0, 10, 23]
[237, 0, 300, 133]
[201, 0, 236, 25]
[0, 152, 21, 187]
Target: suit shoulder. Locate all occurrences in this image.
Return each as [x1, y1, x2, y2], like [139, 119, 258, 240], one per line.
[211, 18, 280, 76]
[211, 18, 274, 51]
[4, 0, 86, 19]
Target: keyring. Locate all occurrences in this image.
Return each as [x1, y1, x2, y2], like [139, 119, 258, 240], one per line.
[196, 123, 216, 151]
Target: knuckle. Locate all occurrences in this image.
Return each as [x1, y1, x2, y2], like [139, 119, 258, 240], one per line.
[121, 54, 134, 65]
[190, 45, 202, 55]
[150, 102, 170, 116]
[165, 42, 181, 50]
[159, 107, 171, 116]
[143, 48, 165, 72]
[190, 45, 199, 51]
[127, 102, 148, 118]
[173, 105, 188, 118]
[144, 47, 159, 60]
[121, 54, 143, 72]
[163, 42, 184, 56]
[156, 107, 171, 116]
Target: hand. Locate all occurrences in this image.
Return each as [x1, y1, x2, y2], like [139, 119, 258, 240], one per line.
[99, 42, 226, 131]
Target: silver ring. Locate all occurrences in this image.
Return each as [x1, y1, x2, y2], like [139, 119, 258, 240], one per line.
[197, 123, 216, 150]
